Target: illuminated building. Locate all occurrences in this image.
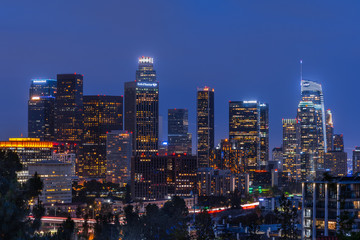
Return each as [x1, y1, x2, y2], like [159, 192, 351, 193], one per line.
[52, 152, 76, 177]
[168, 109, 192, 155]
[326, 109, 334, 152]
[28, 160, 72, 204]
[106, 130, 132, 186]
[271, 147, 283, 171]
[54, 73, 84, 144]
[79, 95, 123, 179]
[282, 119, 300, 181]
[158, 141, 168, 156]
[324, 151, 347, 177]
[229, 101, 269, 170]
[0, 138, 54, 182]
[132, 156, 168, 200]
[197, 167, 243, 196]
[167, 155, 197, 197]
[298, 101, 319, 180]
[213, 139, 243, 174]
[301, 80, 326, 151]
[28, 79, 57, 141]
[353, 147, 360, 174]
[333, 134, 344, 152]
[197, 87, 215, 168]
[302, 177, 360, 239]
[124, 56, 159, 156]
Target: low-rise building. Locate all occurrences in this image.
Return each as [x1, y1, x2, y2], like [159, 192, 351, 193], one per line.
[302, 176, 360, 239]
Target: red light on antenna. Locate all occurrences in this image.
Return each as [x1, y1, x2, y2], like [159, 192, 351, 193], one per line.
[74, 72, 76, 75]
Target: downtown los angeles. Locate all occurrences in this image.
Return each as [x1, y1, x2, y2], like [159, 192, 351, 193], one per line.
[1, 1, 360, 240]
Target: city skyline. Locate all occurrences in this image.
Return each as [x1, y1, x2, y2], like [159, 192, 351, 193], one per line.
[1, 1, 360, 156]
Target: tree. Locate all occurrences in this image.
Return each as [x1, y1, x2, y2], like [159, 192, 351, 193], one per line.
[122, 205, 142, 240]
[274, 194, 299, 240]
[244, 211, 262, 240]
[161, 196, 189, 240]
[58, 216, 75, 240]
[194, 210, 214, 240]
[0, 150, 44, 239]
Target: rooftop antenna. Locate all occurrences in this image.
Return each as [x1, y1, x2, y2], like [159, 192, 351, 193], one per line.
[300, 59, 303, 81]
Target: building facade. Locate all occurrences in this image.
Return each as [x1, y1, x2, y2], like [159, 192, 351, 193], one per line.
[302, 177, 360, 239]
[197, 87, 214, 168]
[229, 101, 269, 170]
[325, 109, 334, 152]
[28, 160, 73, 204]
[106, 130, 132, 186]
[79, 95, 123, 179]
[124, 57, 159, 156]
[282, 118, 300, 181]
[28, 79, 57, 141]
[54, 73, 84, 144]
[353, 147, 360, 174]
[333, 134, 344, 152]
[0, 138, 54, 182]
[168, 109, 192, 155]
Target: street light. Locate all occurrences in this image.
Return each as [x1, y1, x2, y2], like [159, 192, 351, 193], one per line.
[89, 205, 94, 219]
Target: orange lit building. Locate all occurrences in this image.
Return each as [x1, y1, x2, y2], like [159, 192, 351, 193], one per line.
[0, 138, 54, 182]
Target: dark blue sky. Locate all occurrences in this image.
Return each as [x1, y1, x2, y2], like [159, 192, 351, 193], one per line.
[1, 1, 360, 156]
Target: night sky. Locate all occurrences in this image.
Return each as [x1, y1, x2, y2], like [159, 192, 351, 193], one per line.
[1, 1, 360, 156]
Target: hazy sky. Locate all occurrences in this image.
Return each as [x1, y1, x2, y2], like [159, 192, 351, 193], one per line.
[1, 1, 360, 156]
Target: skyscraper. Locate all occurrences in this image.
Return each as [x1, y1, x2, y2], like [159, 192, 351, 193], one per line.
[124, 57, 159, 156]
[333, 134, 344, 152]
[168, 109, 192, 155]
[229, 100, 269, 170]
[326, 109, 334, 152]
[282, 119, 300, 181]
[197, 87, 214, 168]
[79, 95, 123, 179]
[300, 80, 326, 151]
[54, 74, 84, 144]
[297, 101, 318, 180]
[28, 79, 57, 141]
[125, 57, 159, 200]
[106, 130, 132, 186]
[353, 147, 360, 174]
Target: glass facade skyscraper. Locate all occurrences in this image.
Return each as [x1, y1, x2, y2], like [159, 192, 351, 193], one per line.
[326, 109, 334, 152]
[79, 95, 123, 179]
[197, 87, 214, 168]
[54, 74, 84, 144]
[229, 101, 269, 170]
[282, 118, 300, 181]
[106, 130, 132, 186]
[28, 79, 57, 141]
[124, 57, 159, 156]
[125, 57, 159, 200]
[168, 109, 192, 155]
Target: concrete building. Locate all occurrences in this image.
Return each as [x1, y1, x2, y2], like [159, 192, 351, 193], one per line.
[28, 160, 73, 204]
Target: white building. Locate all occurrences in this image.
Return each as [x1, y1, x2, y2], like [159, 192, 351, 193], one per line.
[28, 160, 73, 204]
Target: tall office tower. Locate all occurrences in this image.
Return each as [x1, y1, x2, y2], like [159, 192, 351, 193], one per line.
[297, 101, 319, 180]
[213, 139, 243, 173]
[353, 147, 360, 174]
[168, 109, 192, 155]
[333, 134, 344, 152]
[55, 74, 84, 144]
[282, 119, 300, 181]
[301, 80, 326, 151]
[197, 87, 214, 168]
[325, 109, 334, 152]
[79, 95, 123, 179]
[260, 103, 269, 165]
[28, 79, 57, 141]
[324, 152, 347, 177]
[124, 56, 159, 156]
[106, 131, 132, 186]
[229, 101, 269, 170]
